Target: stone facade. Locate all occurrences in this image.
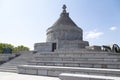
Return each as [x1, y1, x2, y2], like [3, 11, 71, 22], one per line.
[34, 42, 52, 52]
[57, 40, 89, 50]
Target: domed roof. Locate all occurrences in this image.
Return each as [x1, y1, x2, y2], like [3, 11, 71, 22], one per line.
[47, 4, 82, 32]
[52, 11, 77, 27]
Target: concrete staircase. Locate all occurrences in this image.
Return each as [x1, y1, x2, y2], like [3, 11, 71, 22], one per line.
[28, 49, 120, 69]
[0, 51, 35, 72]
[18, 49, 120, 78]
[0, 54, 17, 65]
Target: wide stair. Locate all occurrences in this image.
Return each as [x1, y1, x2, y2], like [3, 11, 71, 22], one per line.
[28, 49, 120, 69]
[0, 51, 35, 73]
[18, 49, 120, 77]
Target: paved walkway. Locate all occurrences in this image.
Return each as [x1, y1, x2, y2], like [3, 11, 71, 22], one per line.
[0, 72, 60, 80]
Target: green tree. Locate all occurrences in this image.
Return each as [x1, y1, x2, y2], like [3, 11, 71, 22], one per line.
[13, 45, 29, 52]
[0, 43, 14, 53]
[0, 43, 29, 53]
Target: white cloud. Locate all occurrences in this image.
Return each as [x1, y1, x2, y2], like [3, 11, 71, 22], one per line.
[109, 26, 117, 31]
[85, 30, 104, 39]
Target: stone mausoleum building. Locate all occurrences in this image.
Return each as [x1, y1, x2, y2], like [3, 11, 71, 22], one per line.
[0, 5, 120, 80]
[34, 5, 89, 52]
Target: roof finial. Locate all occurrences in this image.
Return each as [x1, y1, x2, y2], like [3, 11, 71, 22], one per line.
[62, 4, 67, 13]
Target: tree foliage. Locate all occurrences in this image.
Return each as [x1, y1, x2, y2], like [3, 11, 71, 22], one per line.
[0, 43, 29, 53]
[13, 45, 29, 52]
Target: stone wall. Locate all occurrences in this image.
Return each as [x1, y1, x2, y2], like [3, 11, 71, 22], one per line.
[57, 40, 89, 49]
[46, 25, 83, 42]
[34, 42, 52, 52]
[34, 40, 89, 52]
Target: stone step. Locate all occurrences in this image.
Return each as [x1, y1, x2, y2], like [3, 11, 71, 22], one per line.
[35, 55, 120, 58]
[56, 48, 105, 52]
[34, 56, 120, 62]
[59, 73, 119, 80]
[17, 65, 120, 77]
[29, 60, 120, 65]
[0, 54, 19, 64]
[0, 65, 17, 68]
[35, 53, 120, 58]
[36, 51, 115, 54]
[0, 67, 17, 70]
[0, 69, 16, 73]
[28, 60, 120, 69]
[0, 67, 17, 73]
[0, 52, 35, 71]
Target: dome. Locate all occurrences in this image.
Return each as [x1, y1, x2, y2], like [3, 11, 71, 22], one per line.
[46, 5, 83, 42]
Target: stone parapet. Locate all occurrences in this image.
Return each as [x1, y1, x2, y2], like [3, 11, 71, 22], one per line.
[18, 65, 120, 77]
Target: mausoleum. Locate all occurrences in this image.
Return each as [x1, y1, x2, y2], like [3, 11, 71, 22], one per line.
[34, 5, 89, 52]
[0, 4, 120, 80]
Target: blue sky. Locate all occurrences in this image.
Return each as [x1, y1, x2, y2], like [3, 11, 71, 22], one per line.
[0, 0, 120, 50]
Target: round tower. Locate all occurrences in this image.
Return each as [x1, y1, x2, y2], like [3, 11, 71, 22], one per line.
[46, 5, 83, 42]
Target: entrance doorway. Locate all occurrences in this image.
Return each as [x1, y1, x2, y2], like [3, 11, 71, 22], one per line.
[52, 43, 56, 52]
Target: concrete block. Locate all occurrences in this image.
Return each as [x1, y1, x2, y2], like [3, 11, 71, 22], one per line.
[37, 63, 44, 65]
[59, 54, 65, 57]
[107, 65, 118, 69]
[118, 65, 120, 69]
[46, 63, 54, 66]
[18, 68, 25, 74]
[104, 59, 112, 62]
[47, 70, 63, 76]
[44, 58, 52, 61]
[38, 69, 47, 76]
[53, 58, 62, 61]
[47, 70, 55, 76]
[25, 69, 37, 75]
[63, 58, 73, 61]
[80, 64, 93, 68]
[94, 64, 102, 68]
[28, 62, 37, 65]
[55, 63, 63, 66]
[64, 63, 79, 67]
[74, 58, 87, 61]
[88, 59, 103, 61]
